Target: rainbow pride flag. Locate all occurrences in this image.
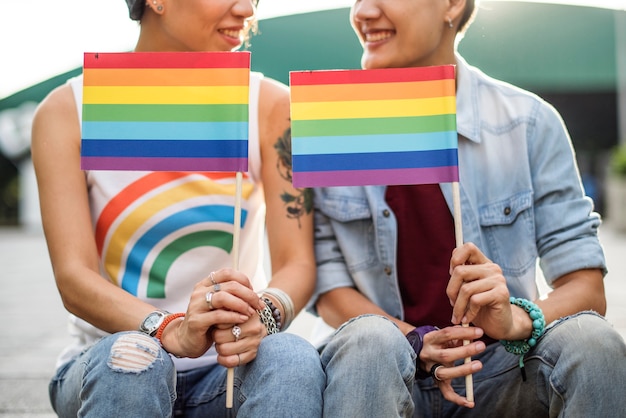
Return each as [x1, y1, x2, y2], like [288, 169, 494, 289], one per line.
[81, 51, 250, 172]
[289, 65, 458, 187]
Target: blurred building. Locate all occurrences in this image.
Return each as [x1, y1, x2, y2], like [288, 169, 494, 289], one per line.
[1, 1, 624, 227]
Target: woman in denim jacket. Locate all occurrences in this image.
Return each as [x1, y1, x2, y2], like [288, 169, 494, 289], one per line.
[310, 0, 626, 416]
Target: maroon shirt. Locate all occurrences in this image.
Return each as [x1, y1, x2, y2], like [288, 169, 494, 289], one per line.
[385, 184, 455, 329]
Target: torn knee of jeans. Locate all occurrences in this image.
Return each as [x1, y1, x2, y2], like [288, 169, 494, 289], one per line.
[108, 333, 162, 374]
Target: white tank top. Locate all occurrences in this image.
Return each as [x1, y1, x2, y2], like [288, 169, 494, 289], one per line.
[57, 72, 267, 371]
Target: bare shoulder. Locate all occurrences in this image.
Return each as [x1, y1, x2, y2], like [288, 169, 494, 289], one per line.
[257, 77, 290, 149]
[31, 82, 82, 172]
[258, 76, 289, 102]
[258, 77, 289, 119]
[32, 83, 79, 145]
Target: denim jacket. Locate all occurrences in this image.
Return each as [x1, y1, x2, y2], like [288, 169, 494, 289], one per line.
[309, 55, 606, 325]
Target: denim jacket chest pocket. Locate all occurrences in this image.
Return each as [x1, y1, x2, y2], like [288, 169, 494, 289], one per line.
[315, 188, 381, 273]
[478, 190, 537, 277]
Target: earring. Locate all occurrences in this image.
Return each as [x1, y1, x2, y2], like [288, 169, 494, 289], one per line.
[448, 17, 454, 29]
[157, 4, 163, 11]
[152, 0, 157, 4]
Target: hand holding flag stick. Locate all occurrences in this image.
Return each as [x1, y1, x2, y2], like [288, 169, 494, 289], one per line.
[290, 64, 473, 403]
[80, 51, 251, 412]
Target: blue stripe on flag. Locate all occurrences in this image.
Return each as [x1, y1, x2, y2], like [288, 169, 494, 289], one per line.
[292, 131, 457, 155]
[81, 139, 248, 158]
[82, 121, 248, 141]
[293, 149, 458, 172]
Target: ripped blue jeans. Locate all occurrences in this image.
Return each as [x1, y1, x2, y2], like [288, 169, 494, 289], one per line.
[49, 331, 324, 417]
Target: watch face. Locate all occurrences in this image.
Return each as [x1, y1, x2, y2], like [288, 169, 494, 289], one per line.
[141, 311, 166, 335]
[144, 313, 161, 328]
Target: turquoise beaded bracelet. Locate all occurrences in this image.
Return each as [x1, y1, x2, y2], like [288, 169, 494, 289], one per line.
[500, 297, 546, 381]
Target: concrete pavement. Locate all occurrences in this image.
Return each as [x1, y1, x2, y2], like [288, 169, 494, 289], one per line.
[1, 223, 625, 416]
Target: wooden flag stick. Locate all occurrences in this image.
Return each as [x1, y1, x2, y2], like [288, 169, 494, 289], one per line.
[452, 181, 474, 403]
[226, 171, 244, 410]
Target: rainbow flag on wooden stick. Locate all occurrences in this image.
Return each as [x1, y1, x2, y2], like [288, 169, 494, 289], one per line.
[289, 65, 458, 187]
[81, 51, 250, 172]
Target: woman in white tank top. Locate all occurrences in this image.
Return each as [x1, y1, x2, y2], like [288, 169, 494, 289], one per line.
[31, 1, 324, 416]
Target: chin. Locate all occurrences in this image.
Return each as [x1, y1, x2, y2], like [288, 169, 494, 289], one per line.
[361, 55, 389, 70]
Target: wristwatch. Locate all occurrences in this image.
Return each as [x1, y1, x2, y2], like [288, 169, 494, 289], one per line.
[139, 310, 170, 337]
[406, 325, 438, 379]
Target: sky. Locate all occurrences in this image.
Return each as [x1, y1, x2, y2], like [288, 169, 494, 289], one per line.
[1, 0, 625, 99]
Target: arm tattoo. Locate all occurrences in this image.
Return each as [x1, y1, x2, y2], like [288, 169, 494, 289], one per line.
[273, 127, 313, 227]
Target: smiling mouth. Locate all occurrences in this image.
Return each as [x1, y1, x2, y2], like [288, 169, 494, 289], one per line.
[364, 30, 394, 42]
[219, 29, 242, 39]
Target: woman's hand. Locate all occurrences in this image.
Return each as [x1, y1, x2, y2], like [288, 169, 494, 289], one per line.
[447, 243, 531, 341]
[160, 268, 264, 358]
[419, 326, 486, 408]
[212, 307, 268, 368]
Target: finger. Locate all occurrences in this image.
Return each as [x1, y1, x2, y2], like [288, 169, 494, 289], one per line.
[449, 242, 491, 273]
[424, 325, 484, 348]
[201, 284, 263, 314]
[201, 268, 254, 290]
[449, 271, 506, 324]
[434, 362, 481, 408]
[447, 263, 502, 312]
[439, 382, 476, 408]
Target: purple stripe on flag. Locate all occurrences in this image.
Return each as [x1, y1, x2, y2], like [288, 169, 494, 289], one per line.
[292, 166, 459, 188]
[81, 157, 248, 172]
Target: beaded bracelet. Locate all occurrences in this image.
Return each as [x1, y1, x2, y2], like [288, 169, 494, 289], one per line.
[257, 298, 279, 335]
[155, 312, 185, 343]
[262, 288, 295, 330]
[500, 297, 546, 381]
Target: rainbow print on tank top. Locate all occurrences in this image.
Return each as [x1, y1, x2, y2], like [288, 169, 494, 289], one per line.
[95, 172, 253, 299]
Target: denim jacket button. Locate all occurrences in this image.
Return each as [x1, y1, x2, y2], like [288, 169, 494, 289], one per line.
[382, 209, 391, 217]
[504, 206, 512, 216]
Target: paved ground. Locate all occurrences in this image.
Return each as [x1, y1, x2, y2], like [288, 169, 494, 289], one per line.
[1, 224, 625, 416]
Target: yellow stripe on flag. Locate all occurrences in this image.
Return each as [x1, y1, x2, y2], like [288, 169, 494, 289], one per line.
[83, 86, 249, 105]
[290, 96, 456, 120]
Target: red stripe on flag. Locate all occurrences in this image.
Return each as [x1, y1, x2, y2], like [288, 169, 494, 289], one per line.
[290, 65, 455, 86]
[84, 51, 251, 69]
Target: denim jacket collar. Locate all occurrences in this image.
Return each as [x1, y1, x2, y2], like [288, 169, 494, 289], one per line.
[455, 54, 482, 144]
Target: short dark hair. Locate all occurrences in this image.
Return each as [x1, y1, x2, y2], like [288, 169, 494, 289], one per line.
[126, 0, 145, 21]
[458, 0, 478, 34]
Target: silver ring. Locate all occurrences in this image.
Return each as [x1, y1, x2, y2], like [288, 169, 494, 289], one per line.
[232, 325, 241, 342]
[210, 271, 217, 285]
[205, 291, 215, 310]
[430, 363, 444, 382]
[213, 283, 221, 292]
[237, 353, 241, 367]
